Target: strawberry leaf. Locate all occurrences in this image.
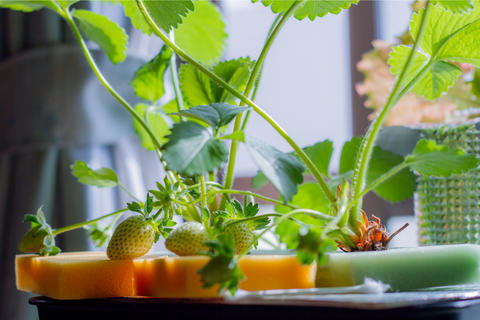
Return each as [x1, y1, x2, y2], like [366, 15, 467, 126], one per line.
[405, 139, 479, 176]
[252, 140, 332, 189]
[21, 207, 60, 256]
[84, 223, 112, 248]
[389, 45, 462, 100]
[339, 136, 362, 175]
[72, 10, 128, 64]
[170, 103, 250, 131]
[131, 45, 172, 102]
[367, 147, 417, 203]
[0, 1, 45, 12]
[0, 0, 60, 13]
[198, 234, 244, 295]
[179, 58, 254, 106]
[162, 122, 228, 176]
[245, 136, 304, 203]
[174, 1, 227, 66]
[252, 0, 358, 21]
[121, 0, 153, 35]
[340, 137, 417, 202]
[431, 0, 474, 13]
[70, 160, 119, 188]
[138, 0, 194, 32]
[388, 2, 480, 100]
[133, 103, 170, 150]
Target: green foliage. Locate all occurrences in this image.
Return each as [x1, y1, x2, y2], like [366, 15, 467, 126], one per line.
[57, 0, 79, 9]
[389, 45, 462, 100]
[431, 0, 474, 13]
[175, 1, 227, 66]
[131, 46, 172, 102]
[245, 136, 304, 203]
[0, 1, 45, 12]
[376, 126, 421, 157]
[229, 200, 269, 231]
[133, 103, 170, 150]
[138, 0, 194, 32]
[179, 58, 254, 106]
[339, 136, 362, 175]
[150, 177, 183, 219]
[121, 0, 152, 35]
[367, 147, 416, 203]
[340, 137, 417, 202]
[84, 223, 112, 247]
[252, 140, 333, 189]
[70, 160, 118, 188]
[72, 9, 128, 64]
[252, 0, 359, 20]
[170, 103, 250, 132]
[162, 122, 228, 176]
[388, 2, 480, 99]
[0, 0, 61, 13]
[198, 234, 244, 295]
[22, 207, 60, 256]
[405, 139, 479, 176]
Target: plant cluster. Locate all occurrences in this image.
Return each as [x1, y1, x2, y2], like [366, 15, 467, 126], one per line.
[6, 0, 480, 295]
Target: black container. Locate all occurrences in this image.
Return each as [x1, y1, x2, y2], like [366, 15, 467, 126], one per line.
[30, 296, 480, 320]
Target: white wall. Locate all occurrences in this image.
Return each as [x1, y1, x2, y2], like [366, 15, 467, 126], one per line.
[222, 0, 353, 177]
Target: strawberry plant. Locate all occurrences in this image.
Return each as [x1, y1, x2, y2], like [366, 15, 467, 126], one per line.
[6, 0, 480, 295]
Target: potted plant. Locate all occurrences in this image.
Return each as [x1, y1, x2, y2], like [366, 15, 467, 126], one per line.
[6, 0, 480, 298]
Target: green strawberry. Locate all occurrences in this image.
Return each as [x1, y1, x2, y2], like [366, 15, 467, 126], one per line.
[165, 221, 210, 256]
[18, 226, 47, 253]
[107, 215, 155, 260]
[224, 222, 254, 254]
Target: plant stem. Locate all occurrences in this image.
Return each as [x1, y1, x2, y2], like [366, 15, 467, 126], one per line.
[185, 181, 224, 191]
[118, 182, 141, 202]
[348, 163, 408, 212]
[237, 208, 330, 258]
[222, 1, 305, 207]
[136, 0, 335, 204]
[349, 2, 431, 229]
[64, 12, 163, 152]
[200, 174, 207, 207]
[52, 208, 128, 236]
[225, 211, 334, 227]
[172, 189, 302, 209]
[169, 31, 185, 113]
[240, 14, 283, 132]
[258, 236, 280, 250]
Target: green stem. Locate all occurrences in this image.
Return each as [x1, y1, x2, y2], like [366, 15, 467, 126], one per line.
[169, 31, 185, 113]
[136, 0, 335, 204]
[349, 2, 431, 229]
[237, 208, 329, 258]
[173, 189, 303, 209]
[200, 174, 207, 207]
[225, 211, 333, 227]
[118, 182, 141, 202]
[222, 1, 305, 207]
[258, 236, 280, 250]
[64, 12, 163, 152]
[53, 208, 128, 236]
[241, 14, 283, 132]
[107, 210, 125, 229]
[348, 163, 408, 212]
[185, 181, 224, 191]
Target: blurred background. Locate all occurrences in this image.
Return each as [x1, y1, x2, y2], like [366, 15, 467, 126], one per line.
[0, 1, 417, 319]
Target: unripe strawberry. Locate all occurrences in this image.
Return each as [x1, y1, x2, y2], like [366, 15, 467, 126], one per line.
[224, 222, 254, 254]
[165, 222, 210, 256]
[107, 215, 155, 260]
[18, 226, 47, 253]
